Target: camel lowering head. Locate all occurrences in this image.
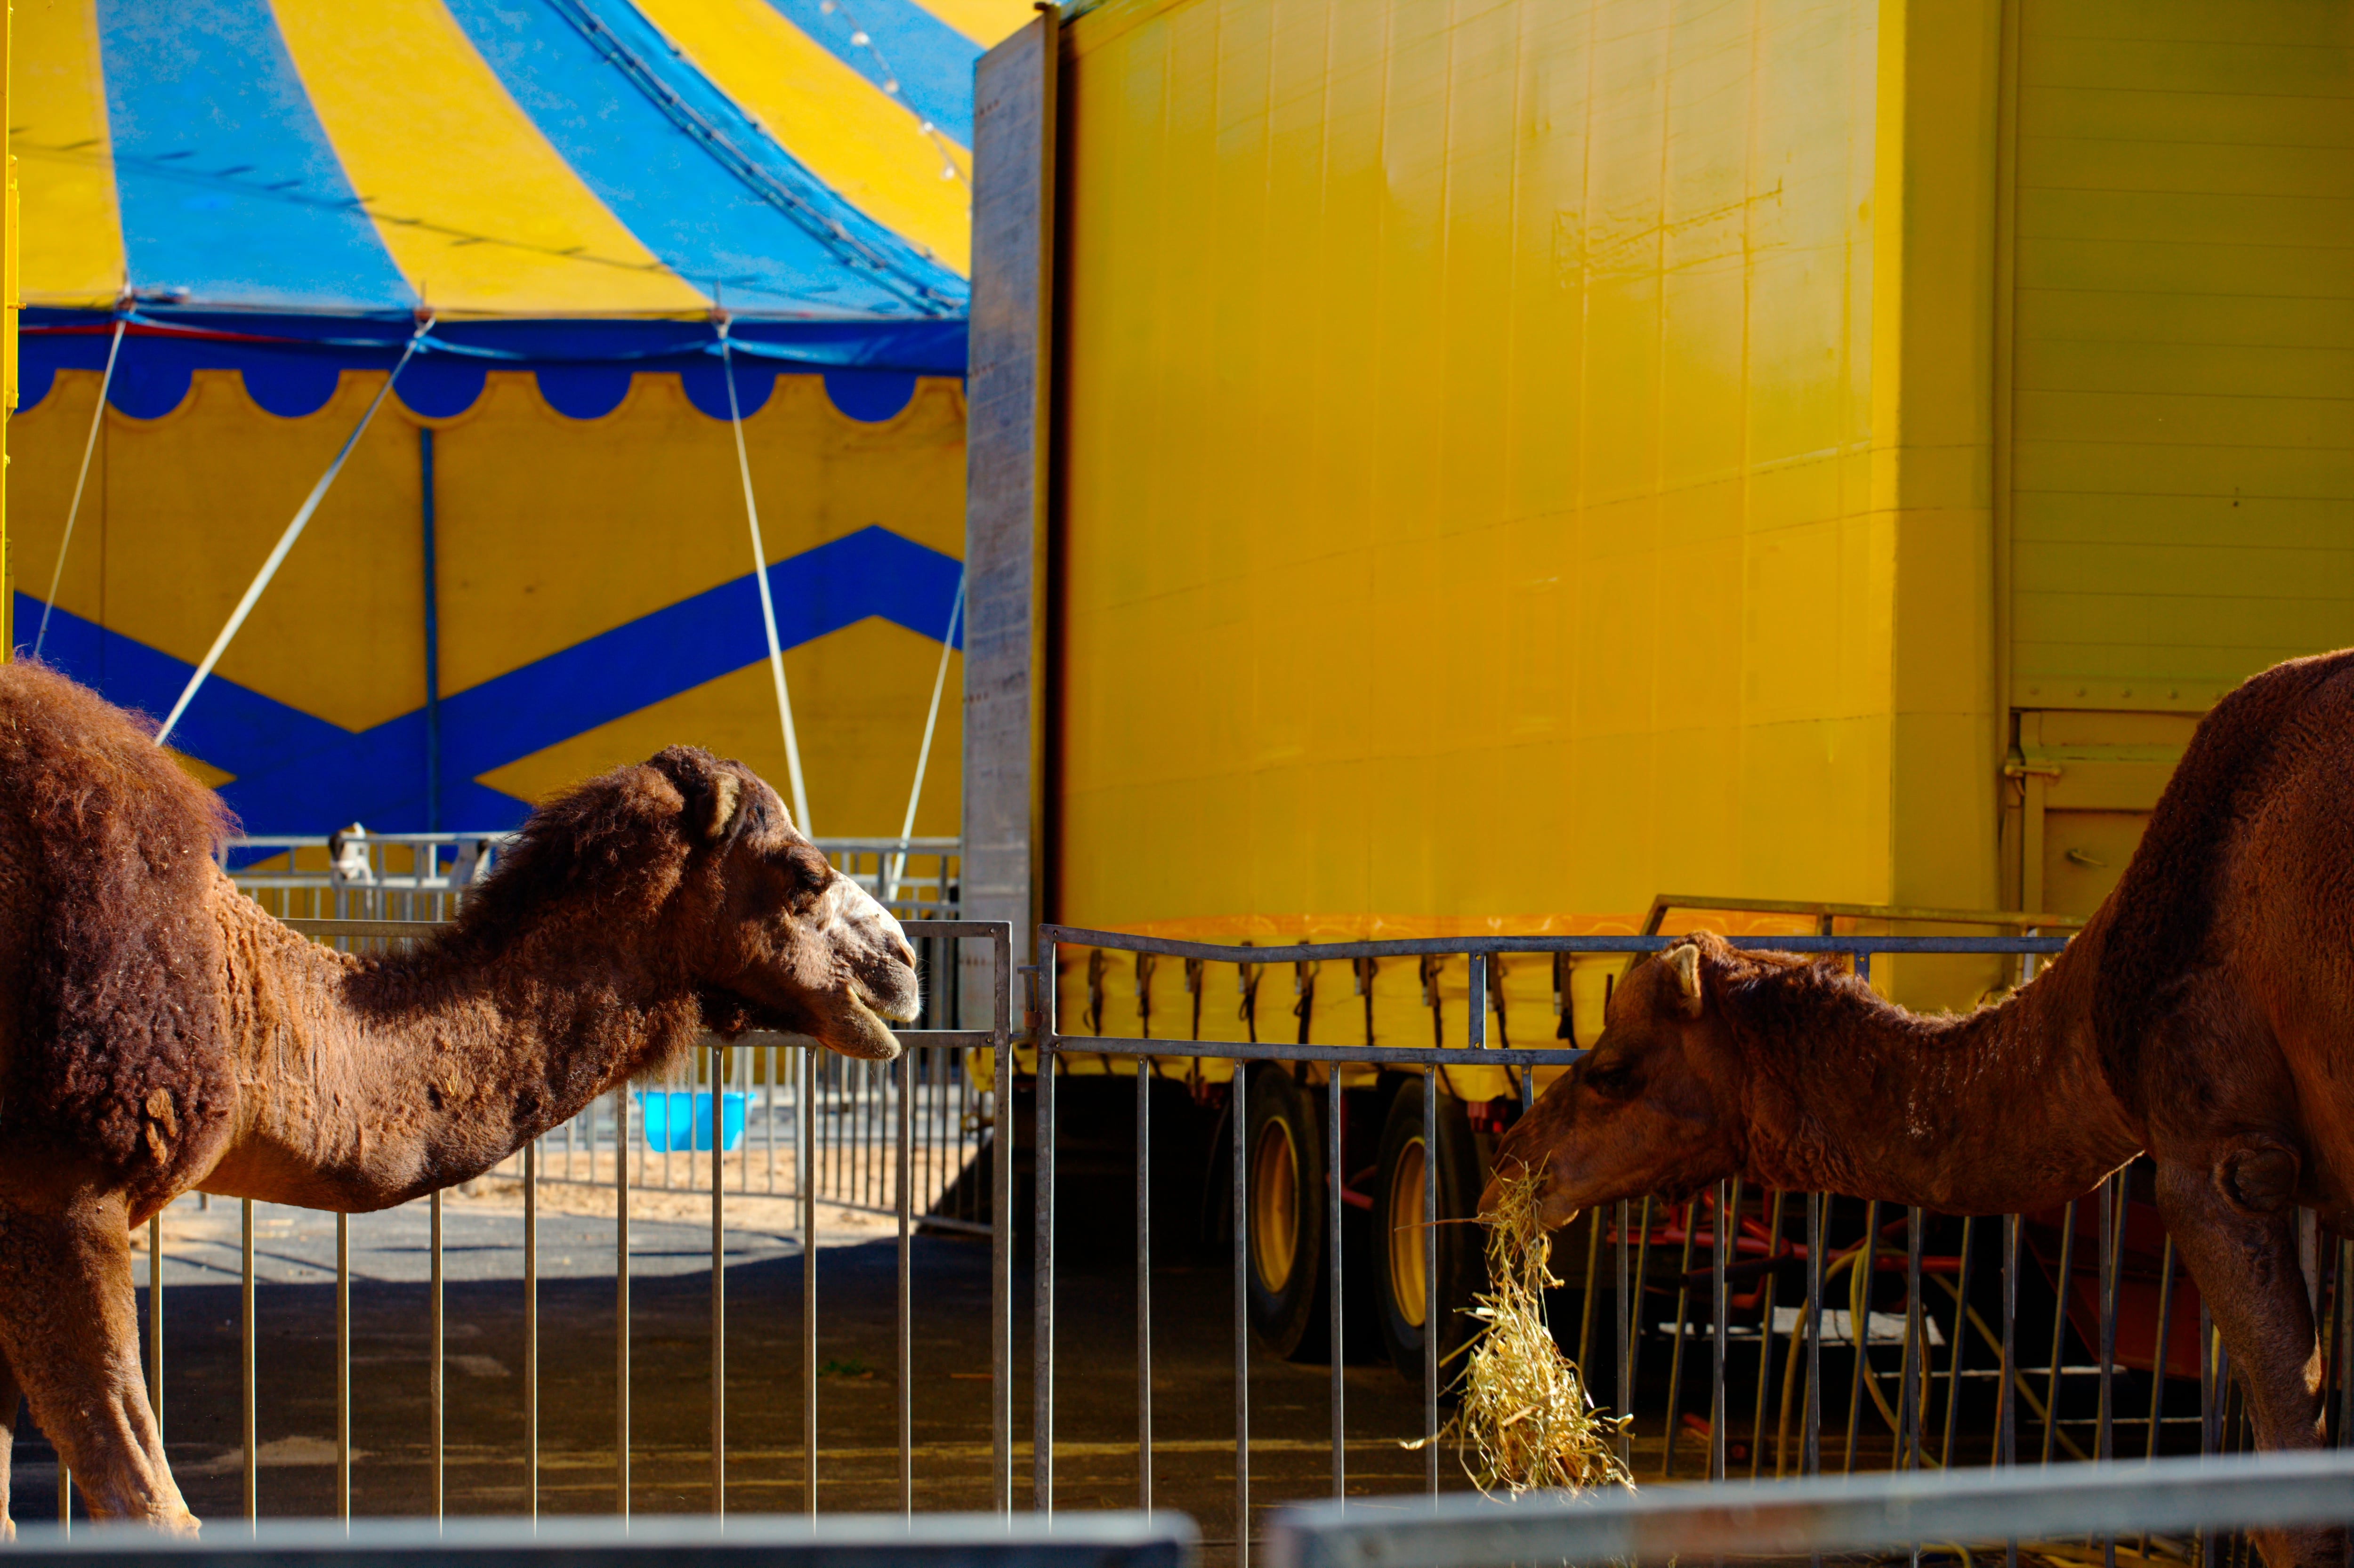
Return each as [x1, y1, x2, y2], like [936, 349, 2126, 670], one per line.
[459, 744, 921, 1061]
[1483, 932, 1824, 1230]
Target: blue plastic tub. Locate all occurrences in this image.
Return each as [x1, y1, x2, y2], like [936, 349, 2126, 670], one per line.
[636, 1090, 749, 1153]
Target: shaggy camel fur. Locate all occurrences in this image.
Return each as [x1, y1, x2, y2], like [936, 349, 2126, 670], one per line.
[1490, 647, 2354, 1568]
[0, 662, 919, 1535]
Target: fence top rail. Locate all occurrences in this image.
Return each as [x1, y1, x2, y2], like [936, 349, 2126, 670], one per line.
[1039, 926, 2071, 965]
[1265, 1449, 2354, 1568]
[6, 1512, 1192, 1565]
[282, 918, 451, 939]
[1045, 1036, 1588, 1068]
[1645, 892, 2088, 933]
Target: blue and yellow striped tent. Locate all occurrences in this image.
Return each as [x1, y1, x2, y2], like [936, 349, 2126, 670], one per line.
[8, 0, 1029, 835]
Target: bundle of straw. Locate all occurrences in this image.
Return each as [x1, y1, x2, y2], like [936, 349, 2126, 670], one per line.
[1423, 1167, 1634, 1496]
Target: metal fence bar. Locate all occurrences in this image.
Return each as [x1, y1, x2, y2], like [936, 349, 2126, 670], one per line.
[1749, 1189, 1784, 1481]
[4, 1513, 1192, 1564]
[1900, 1204, 1923, 1472]
[1804, 1192, 1824, 1478]
[900, 1045, 916, 1519]
[1420, 1066, 1436, 1501]
[1236, 1063, 1253, 1564]
[1661, 1204, 1698, 1478]
[431, 1190, 444, 1526]
[1615, 1200, 1632, 1469]
[615, 1086, 630, 1522]
[1035, 940, 1057, 1517]
[1136, 1056, 1152, 1513]
[243, 1197, 257, 1527]
[1711, 1179, 1731, 1482]
[1265, 1449, 2354, 1568]
[802, 1043, 819, 1518]
[1327, 1066, 1344, 1505]
[1844, 1199, 1878, 1474]
[711, 1047, 725, 1519]
[994, 928, 1016, 1515]
[2043, 1196, 2077, 1464]
[526, 1140, 539, 1521]
[1941, 1214, 1974, 1468]
[338, 1212, 351, 1525]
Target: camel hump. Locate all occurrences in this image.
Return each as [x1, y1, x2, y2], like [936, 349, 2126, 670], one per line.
[2091, 648, 2354, 1115]
[0, 661, 235, 1179]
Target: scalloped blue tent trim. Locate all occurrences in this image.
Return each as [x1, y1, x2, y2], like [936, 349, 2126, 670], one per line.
[18, 306, 961, 423]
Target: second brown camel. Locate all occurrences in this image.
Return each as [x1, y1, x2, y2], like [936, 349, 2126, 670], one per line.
[1490, 647, 2354, 1568]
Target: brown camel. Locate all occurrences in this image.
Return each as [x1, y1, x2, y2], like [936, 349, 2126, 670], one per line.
[1489, 647, 2354, 1568]
[0, 662, 919, 1535]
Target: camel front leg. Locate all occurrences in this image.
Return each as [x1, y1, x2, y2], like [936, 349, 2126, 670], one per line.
[0, 1198, 193, 1534]
[2154, 1155, 2335, 1568]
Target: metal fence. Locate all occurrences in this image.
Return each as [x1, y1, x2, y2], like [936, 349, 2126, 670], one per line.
[1266, 1448, 2354, 1568]
[117, 918, 1012, 1525]
[1033, 926, 2354, 1566]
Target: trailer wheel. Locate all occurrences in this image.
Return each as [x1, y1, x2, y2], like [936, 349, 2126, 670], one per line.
[1244, 1067, 1332, 1360]
[1372, 1081, 1481, 1383]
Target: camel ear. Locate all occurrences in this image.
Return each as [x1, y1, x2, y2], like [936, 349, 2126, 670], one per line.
[705, 772, 742, 843]
[1667, 943, 1705, 1016]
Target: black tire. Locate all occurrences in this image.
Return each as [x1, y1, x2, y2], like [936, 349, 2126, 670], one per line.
[1372, 1079, 1483, 1383]
[1244, 1067, 1332, 1361]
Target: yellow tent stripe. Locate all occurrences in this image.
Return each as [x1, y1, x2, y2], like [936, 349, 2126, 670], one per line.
[632, 0, 973, 278]
[911, 0, 1040, 49]
[14, 0, 125, 308]
[268, 0, 710, 316]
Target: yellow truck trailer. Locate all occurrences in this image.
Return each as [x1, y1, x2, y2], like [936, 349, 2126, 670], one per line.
[962, 0, 2354, 1372]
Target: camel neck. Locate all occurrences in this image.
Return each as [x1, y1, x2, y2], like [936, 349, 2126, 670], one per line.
[1733, 933, 2142, 1214]
[205, 881, 700, 1210]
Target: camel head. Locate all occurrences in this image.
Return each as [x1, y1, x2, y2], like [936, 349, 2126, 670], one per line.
[1483, 932, 1763, 1231]
[653, 747, 921, 1061]
[467, 746, 921, 1062]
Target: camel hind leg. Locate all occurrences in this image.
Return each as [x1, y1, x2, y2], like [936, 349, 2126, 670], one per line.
[0, 1196, 192, 1533]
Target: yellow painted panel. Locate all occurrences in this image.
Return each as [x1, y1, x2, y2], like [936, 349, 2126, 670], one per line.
[433, 372, 966, 695]
[631, 0, 974, 275]
[269, 0, 709, 315]
[1054, 0, 2003, 1017]
[11, 0, 123, 306]
[482, 618, 960, 836]
[2008, 0, 2354, 707]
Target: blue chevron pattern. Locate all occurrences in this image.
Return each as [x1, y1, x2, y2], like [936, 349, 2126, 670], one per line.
[16, 525, 963, 836]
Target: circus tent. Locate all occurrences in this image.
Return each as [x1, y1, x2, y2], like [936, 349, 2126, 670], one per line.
[7, 0, 1028, 836]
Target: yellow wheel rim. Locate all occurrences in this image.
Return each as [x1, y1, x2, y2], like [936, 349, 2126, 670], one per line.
[1388, 1138, 1427, 1328]
[1250, 1119, 1299, 1292]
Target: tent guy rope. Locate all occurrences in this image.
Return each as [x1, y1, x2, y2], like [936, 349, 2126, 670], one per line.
[718, 316, 813, 835]
[33, 313, 127, 661]
[153, 318, 435, 752]
[886, 571, 962, 904]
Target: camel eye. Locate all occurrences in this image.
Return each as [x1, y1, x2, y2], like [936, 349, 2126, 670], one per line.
[1585, 1053, 1637, 1097]
[780, 843, 831, 895]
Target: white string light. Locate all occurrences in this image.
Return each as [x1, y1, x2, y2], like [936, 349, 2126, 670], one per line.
[819, 0, 970, 191]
